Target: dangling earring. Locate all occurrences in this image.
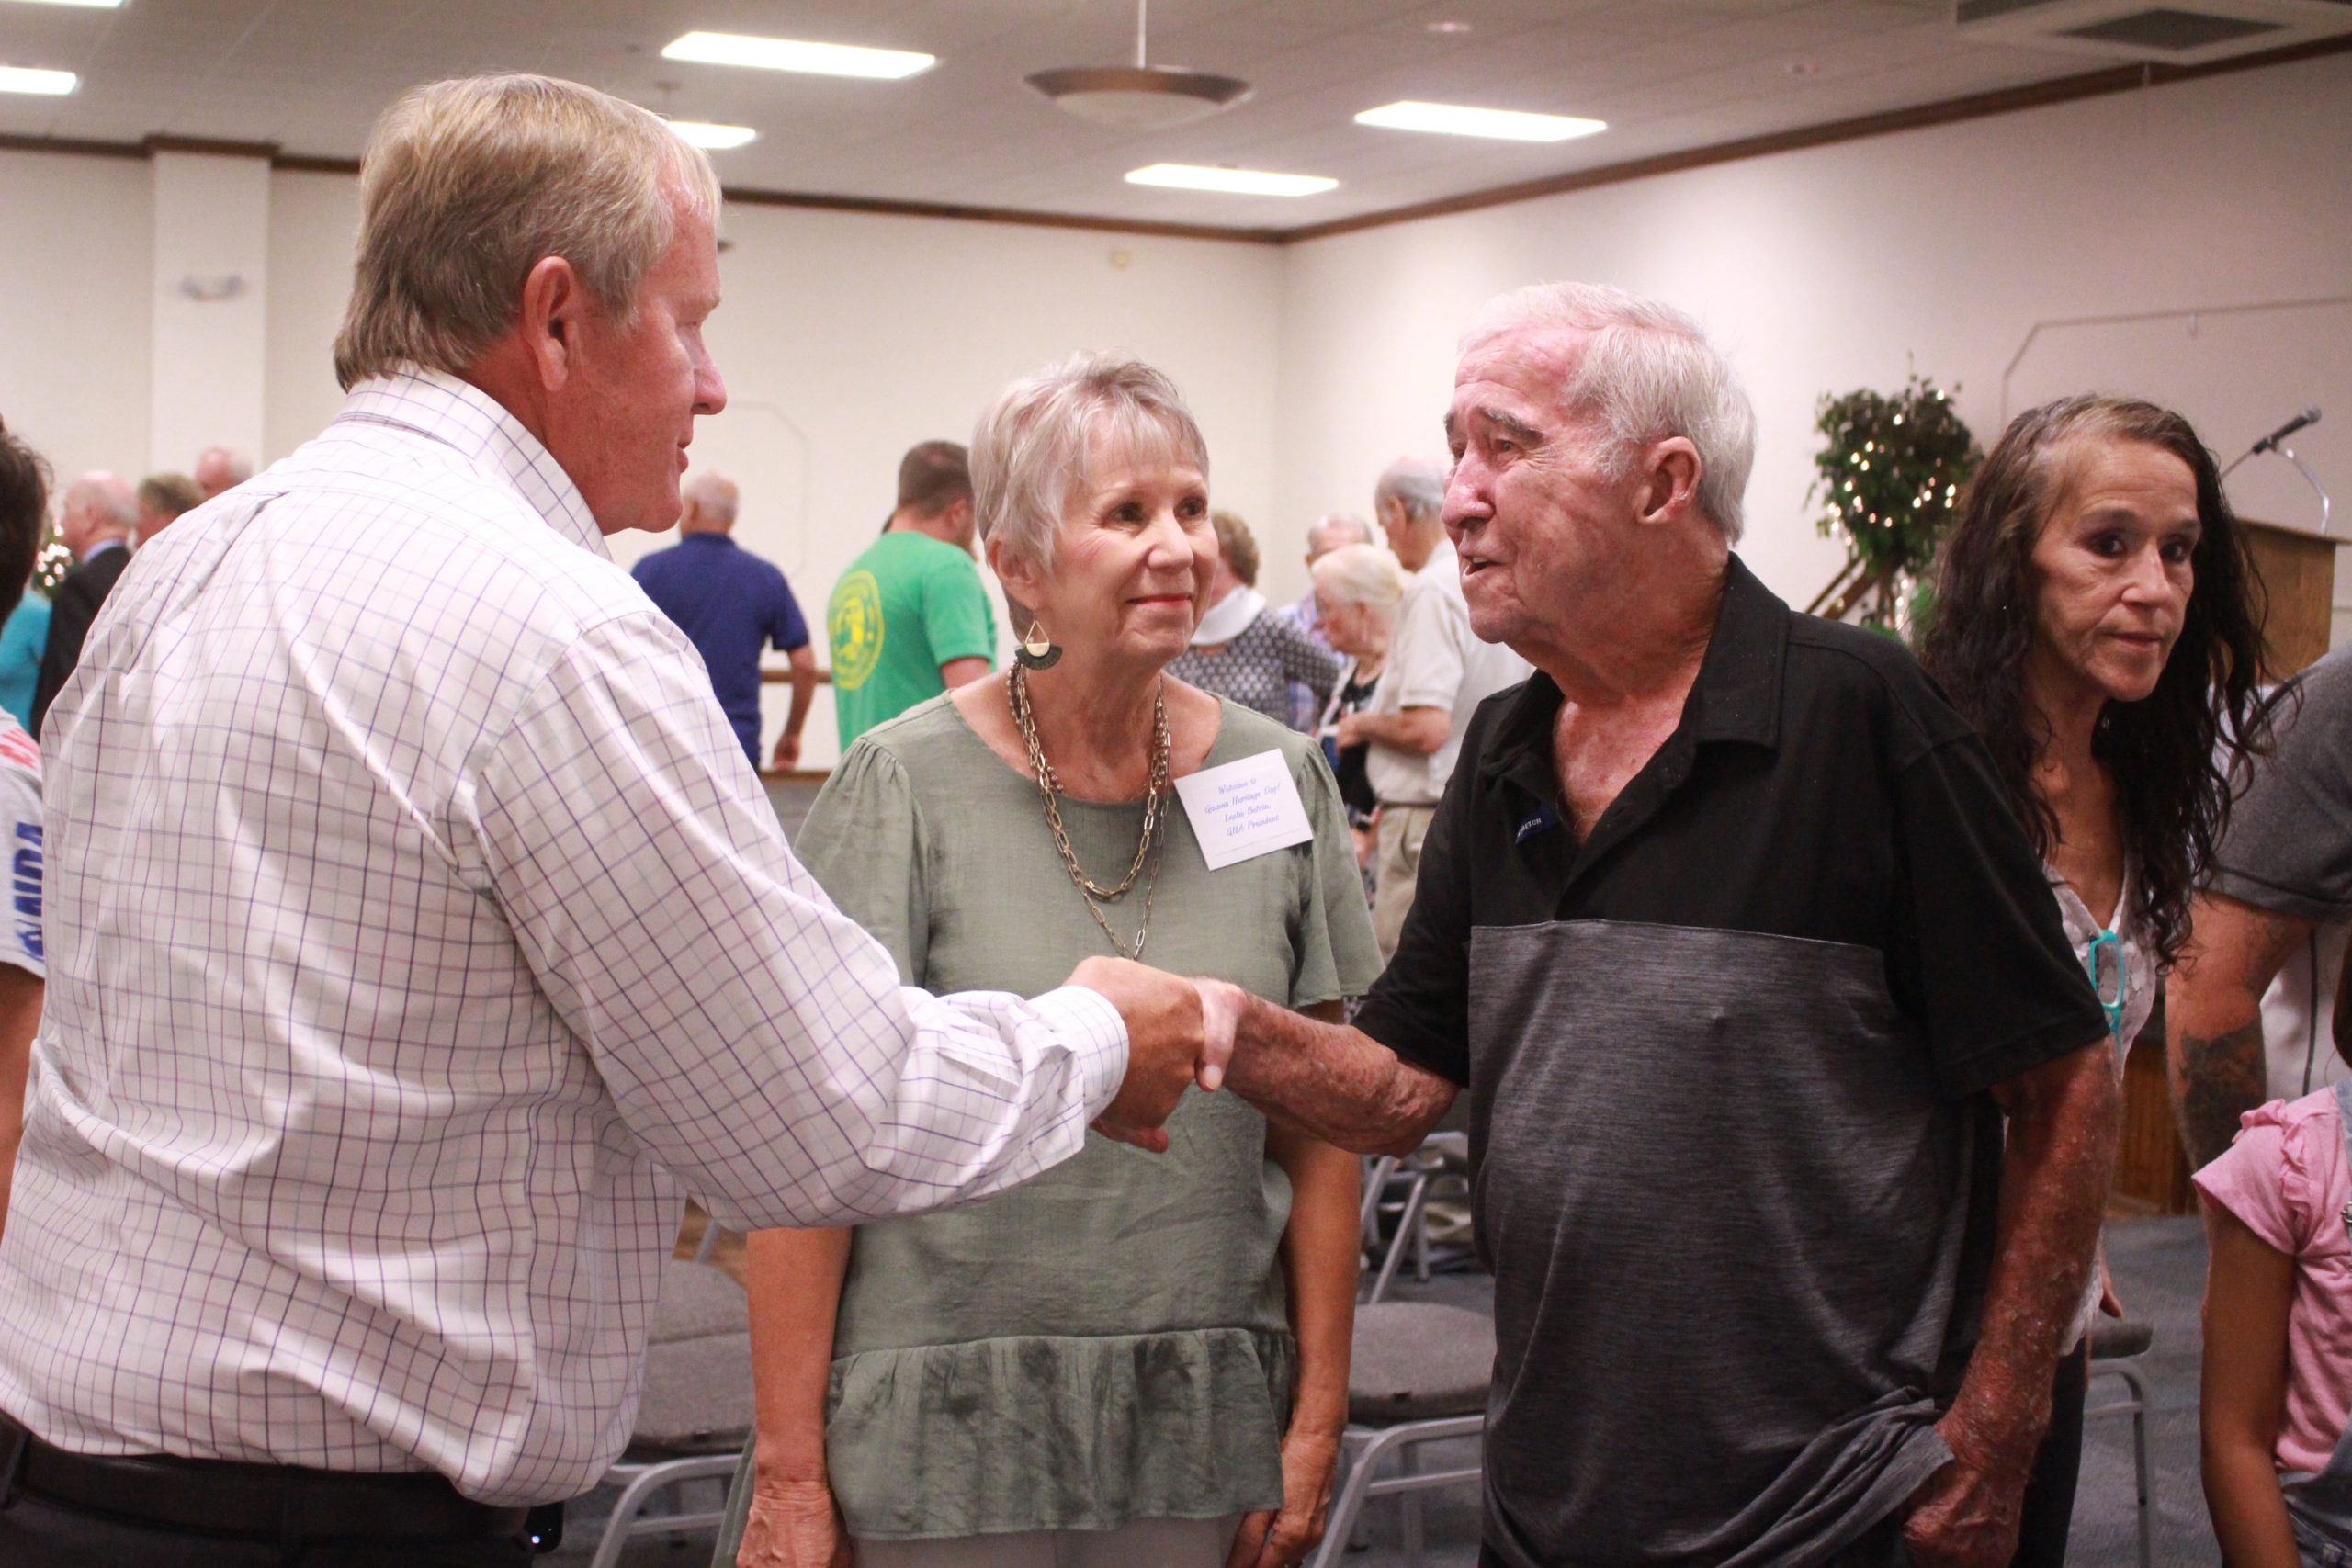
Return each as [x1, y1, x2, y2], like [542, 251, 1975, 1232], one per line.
[1015, 616, 1062, 671]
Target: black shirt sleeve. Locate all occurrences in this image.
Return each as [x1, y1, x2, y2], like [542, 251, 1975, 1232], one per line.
[1884, 729, 2112, 1099]
[1351, 713, 1489, 1086]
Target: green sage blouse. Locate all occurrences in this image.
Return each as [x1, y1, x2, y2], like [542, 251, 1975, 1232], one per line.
[712, 693, 1380, 1550]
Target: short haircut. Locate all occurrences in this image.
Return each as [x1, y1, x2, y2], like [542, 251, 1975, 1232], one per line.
[139, 472, 204, 520]
[333, 73, 720, 390]
[1210, 510, 1260, 587]
[70, 473, 137, 531]
[1461, 281, 1757, 542]
[897, 441, 973, 517]
[195, 446, 253, 487]
[972, 352, 1209, 576]
[682, 470, 739, 525]
[1309, 513, 1374, 552]
[0, 419, 48, 627]
[1374, 458, 1446, 524]
[1311, 542, 1407, 615]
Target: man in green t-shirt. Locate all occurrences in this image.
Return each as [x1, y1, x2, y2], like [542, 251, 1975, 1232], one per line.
[829, 441, 998, 749]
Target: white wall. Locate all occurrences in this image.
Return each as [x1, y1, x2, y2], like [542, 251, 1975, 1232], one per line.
[1273, 51, 2352, 629]
[264, 174, 1283, 768]
[5, 49, 2346, 766]
[0, 150, 153, 487]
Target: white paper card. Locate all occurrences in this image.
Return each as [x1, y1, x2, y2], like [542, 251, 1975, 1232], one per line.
[1174, 750, 1316, 871]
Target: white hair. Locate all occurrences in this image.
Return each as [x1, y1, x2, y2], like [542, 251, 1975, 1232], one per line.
[195, 446, 253, 486]
[68, 471, 137, 529]
[1461, 281, 1756, 542]
[683, 470, 739, 525]
[1307, 512, 1374, 553]
[1374, 458, 1446, 524]
[1311, 541, 1408, 616]
[971, 352, 1208, 575]
[334, 73, 720, 390]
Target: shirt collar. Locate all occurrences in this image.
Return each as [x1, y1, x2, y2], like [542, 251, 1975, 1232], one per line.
[1479, 552, 1789, 793]
[337, 368, 606, 559]
[1415, 536, 1458, 581]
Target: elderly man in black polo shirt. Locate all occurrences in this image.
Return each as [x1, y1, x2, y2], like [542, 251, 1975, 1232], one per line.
[1197, 282, 2119, 1568]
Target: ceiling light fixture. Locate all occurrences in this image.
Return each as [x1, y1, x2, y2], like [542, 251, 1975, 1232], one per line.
[0, 64, 77, 95]
[1028, 0, 1250, 130]
[1, 0, 124, 7]
[1125, 164, 1336, 197]
[1424, 19, 1474, 35]
[666, 119, 758, 150]
[1355, 100, 1605, 142]
[660, 31, 935, 81]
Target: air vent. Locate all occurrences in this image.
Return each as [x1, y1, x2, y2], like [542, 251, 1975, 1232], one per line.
[2064, 7, 2286, 46]
[1954, 0, 2352, 62]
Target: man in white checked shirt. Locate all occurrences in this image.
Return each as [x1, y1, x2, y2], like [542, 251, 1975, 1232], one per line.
[0, 76, 1220, 1566]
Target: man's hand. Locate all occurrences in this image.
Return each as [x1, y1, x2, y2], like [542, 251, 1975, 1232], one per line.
[737, 1476, 851, 1568]
[1335, 712, 1368, 749]
[1902, 1426, 2028, 1568]
[770, 731, 802, 772]
[1068, 956, 1227, 1153]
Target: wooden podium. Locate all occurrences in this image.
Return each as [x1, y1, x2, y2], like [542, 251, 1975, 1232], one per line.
[2113, 517, 2345, 1213]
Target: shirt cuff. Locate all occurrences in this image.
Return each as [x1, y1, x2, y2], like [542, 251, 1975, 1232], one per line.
[2206, 865, 2352, 927]
[1030, 984, 1131, 1122]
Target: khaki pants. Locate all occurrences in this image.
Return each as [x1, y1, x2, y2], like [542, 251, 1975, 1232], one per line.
[856, 1515, 1244, 1568]
[1373, 803, 1438, 960]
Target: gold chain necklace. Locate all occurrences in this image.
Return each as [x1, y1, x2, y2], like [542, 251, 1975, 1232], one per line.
[1008, 664, 1170, 961]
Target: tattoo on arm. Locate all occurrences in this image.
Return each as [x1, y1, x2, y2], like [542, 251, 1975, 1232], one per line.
[2175, 1021, 2267, 1170]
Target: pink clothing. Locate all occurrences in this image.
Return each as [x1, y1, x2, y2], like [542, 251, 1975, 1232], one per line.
[2194, 1089, 2352, 1476]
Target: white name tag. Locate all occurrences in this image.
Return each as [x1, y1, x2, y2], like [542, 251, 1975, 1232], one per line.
[1174, 750, 1316, 871]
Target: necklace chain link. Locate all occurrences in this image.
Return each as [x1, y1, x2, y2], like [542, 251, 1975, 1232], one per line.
[1008, 665, 1170, 962]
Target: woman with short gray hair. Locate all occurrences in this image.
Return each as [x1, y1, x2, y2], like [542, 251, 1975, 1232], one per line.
[718, 353, 1377, 1568]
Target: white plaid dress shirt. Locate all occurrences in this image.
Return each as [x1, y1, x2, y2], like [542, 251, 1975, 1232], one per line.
[0, 370, 1126, 1506]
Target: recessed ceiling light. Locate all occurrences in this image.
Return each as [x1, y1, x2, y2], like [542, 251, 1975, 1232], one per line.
[1354, 100, 1605, 142]
[665, 119, 757, 150]
[1125, 164, 1337, 197]
[660, 31, 935, 81]
[1425, 19, 1473, 35]
[0, 65, 77, 96]
[1788, 59, 1823, 75]
[1, 0, 124, 8]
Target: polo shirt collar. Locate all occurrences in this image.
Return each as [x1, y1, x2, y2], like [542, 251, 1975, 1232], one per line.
[1479, 552, 1789, 799]
[338, 368, 607, 559]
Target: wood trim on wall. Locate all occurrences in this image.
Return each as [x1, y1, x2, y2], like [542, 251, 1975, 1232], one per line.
[0, 32, 2344, 246]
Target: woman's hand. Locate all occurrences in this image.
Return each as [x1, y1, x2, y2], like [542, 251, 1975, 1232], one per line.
[737, 1476, 852, 1568]
[1226, 1426, 1341, 1568]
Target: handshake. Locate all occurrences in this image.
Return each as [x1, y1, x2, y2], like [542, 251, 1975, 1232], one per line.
[1065, 956, 1250, 1153]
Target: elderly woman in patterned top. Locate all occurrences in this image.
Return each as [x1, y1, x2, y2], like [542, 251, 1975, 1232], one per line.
[1167, 510, 1344, 731]
[714, 353, 1381, 1568]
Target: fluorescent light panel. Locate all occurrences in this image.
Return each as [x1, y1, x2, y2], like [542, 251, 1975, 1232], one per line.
[666, 119, 757, 150]
[661, 31, 934, 80]
[0, 65, 76, 96]
[1125, 164, 1336, 197]
[1355, 100, 1604, 142]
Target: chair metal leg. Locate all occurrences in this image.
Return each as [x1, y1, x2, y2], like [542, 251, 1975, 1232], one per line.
[585, 1454, 743, 1568]
[1398, 1438, 1423, 1568]
[1308, 1417, 1486, 1568]
[2086, 1359, 2155, 1568]
[1367, 1173, 1430, 1304]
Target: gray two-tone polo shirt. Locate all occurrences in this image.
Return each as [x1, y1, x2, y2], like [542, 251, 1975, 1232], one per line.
[1355, 557, 2109, 1567]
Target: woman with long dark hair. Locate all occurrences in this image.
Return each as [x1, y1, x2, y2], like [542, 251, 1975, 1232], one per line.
[1920, 392, 2279, 1564]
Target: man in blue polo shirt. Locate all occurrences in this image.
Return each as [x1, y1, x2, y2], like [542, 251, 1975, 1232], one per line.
[633, 471, 817, 769]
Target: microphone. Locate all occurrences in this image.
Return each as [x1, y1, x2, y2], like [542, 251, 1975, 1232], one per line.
[2253, 407, 2322, 455]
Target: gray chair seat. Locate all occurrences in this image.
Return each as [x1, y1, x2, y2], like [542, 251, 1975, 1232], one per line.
[630, 1330, 754, 1456]
[2091, 1317, 2154, 1360]
[1349, 1302, 1494, 1424]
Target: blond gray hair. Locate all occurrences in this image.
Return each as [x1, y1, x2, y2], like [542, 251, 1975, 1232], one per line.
[971, 353, 1209, 574]
[1462, 281, 1756, 542]
[1311, 542, 1407, 615]
[334, 74, 720, 390]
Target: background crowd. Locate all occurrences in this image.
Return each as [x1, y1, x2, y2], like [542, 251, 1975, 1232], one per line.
[0, 67, 2346, 1568]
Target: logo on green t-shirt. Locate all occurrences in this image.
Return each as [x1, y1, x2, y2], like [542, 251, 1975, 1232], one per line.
[831, 570, 885, 690]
